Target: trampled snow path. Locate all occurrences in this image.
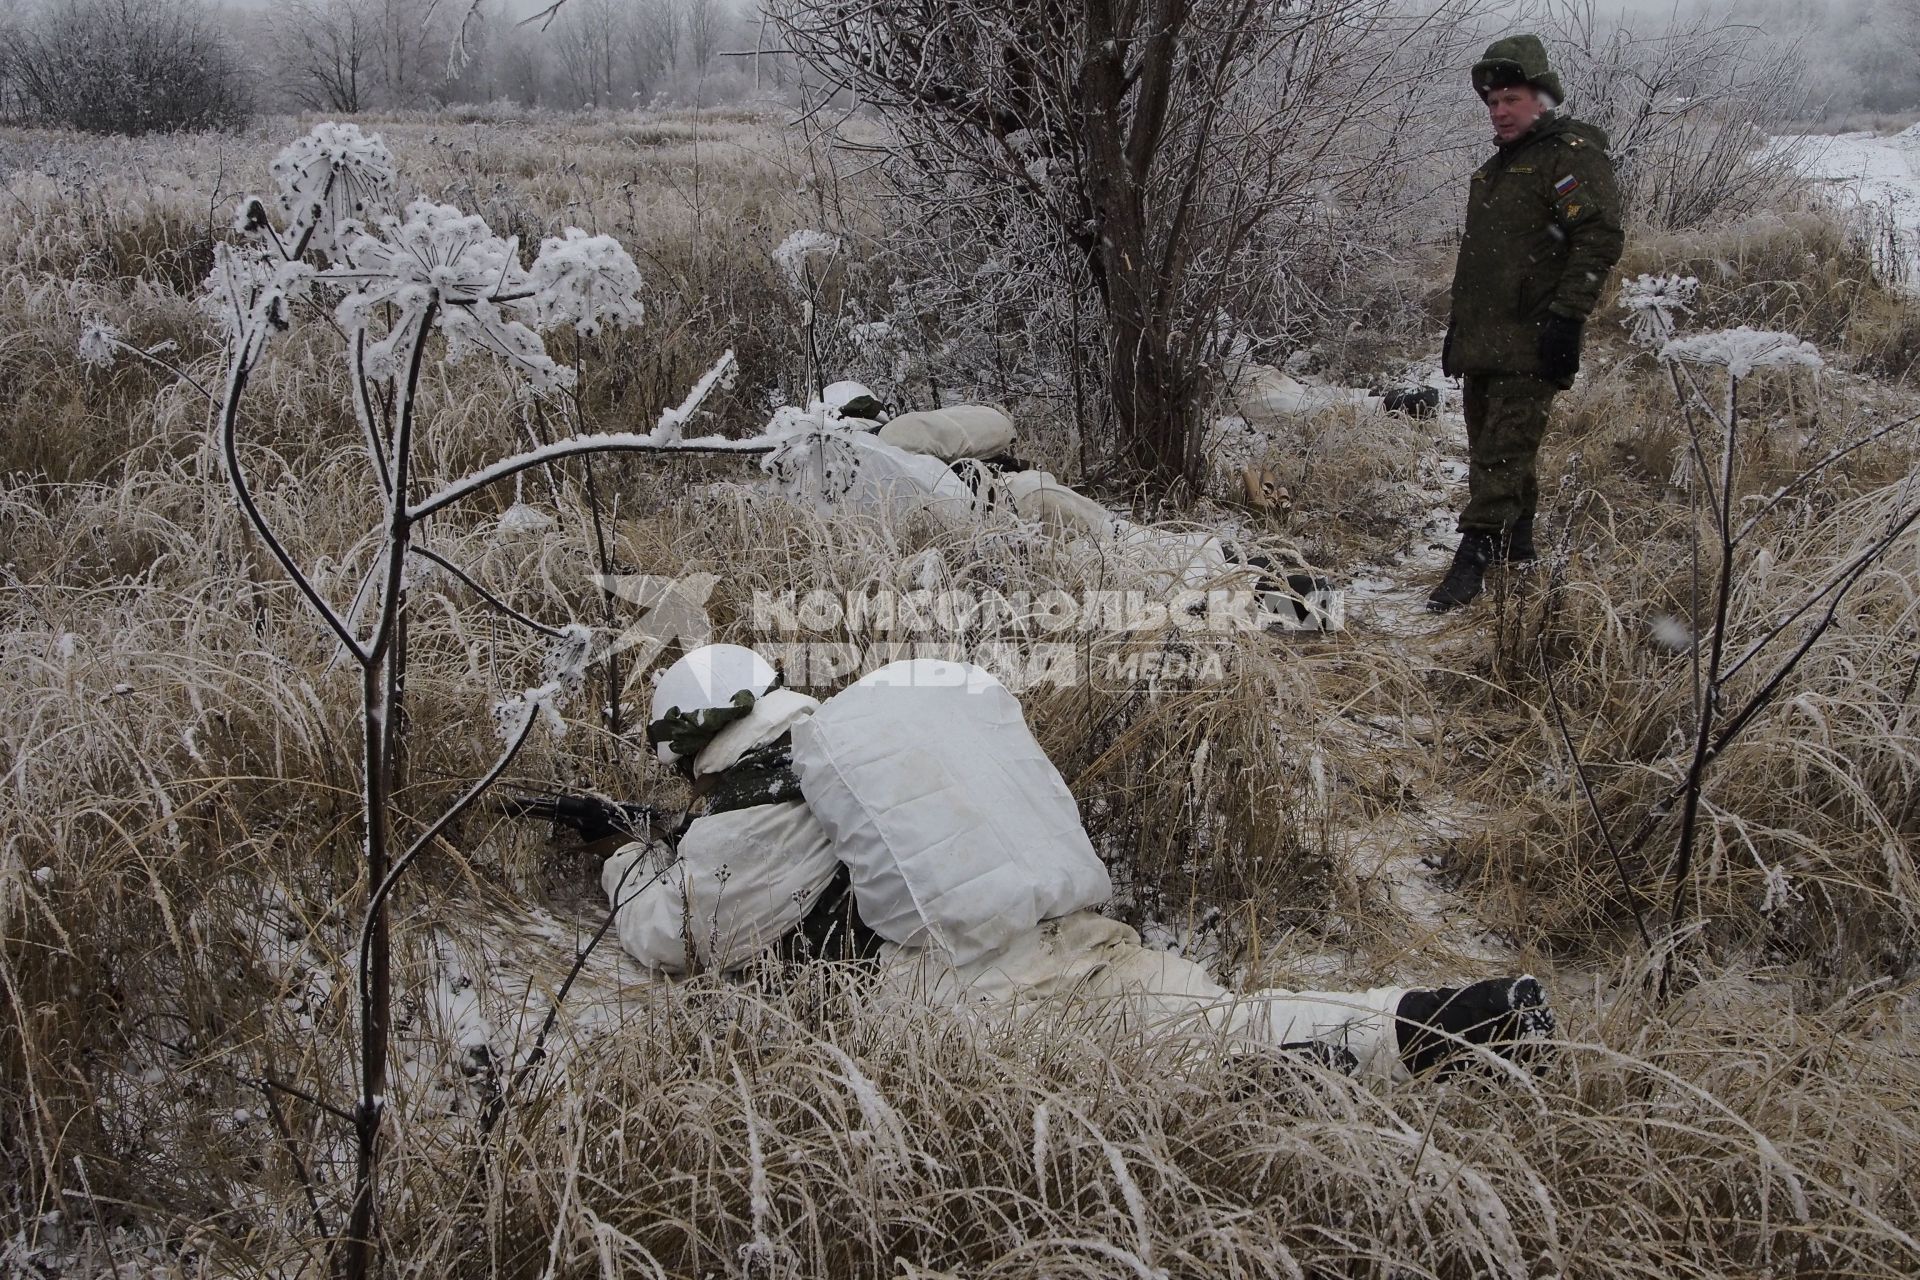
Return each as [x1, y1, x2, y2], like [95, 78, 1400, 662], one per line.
[1339, 374, 1475, 638]
[1319, 391, 1522, 974]
[1170, 388, 1518, 986]
[1780, 126, 1920, 287]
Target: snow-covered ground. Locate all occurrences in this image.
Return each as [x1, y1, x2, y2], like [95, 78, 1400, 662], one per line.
[1782, 125, 1920, 287]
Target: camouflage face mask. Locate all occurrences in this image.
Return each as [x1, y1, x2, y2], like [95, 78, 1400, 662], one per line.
[836, 393, 887, 421]
[646, 669, 787, 763]
[646, 688, 760, 762]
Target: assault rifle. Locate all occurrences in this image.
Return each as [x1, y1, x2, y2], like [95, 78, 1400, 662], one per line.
[495, 789, 682, 849]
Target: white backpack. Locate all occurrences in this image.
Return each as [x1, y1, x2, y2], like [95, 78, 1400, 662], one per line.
[791, 660, 1112, 965]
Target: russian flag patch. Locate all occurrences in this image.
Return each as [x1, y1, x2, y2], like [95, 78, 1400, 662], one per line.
[1554, 174, 1580, 197]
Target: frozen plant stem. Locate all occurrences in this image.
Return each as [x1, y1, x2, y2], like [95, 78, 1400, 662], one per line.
[208, 122, 767, 1280]
[344, 299, 433, 1278]
[1632, 344, 1915, 977]
[1666, 365, 1741, 937]
[568, 334, 626, 744]
[1536, 321, 1919, 977]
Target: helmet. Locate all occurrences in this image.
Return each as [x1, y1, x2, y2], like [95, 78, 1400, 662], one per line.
[648, 644, 778, 764]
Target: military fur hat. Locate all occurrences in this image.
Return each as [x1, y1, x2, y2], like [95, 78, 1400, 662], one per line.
[1471, 34, 1565, 105]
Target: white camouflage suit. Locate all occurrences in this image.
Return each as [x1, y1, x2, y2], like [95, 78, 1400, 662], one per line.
[605, 661, 1410, 1079]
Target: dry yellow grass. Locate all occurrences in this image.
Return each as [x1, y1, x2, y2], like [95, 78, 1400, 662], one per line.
[2, 111, 1918, 1277]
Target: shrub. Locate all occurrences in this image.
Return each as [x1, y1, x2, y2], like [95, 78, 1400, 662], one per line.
[0, 0, 251, 135]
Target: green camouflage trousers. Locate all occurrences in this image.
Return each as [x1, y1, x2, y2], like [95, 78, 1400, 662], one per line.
[1459, 373, 1557, 533]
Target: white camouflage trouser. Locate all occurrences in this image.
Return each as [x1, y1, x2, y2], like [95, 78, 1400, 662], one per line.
[877, 910, 1410, 1080]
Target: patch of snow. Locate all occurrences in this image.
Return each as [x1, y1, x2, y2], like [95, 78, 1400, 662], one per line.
[1341, 802, 1513, 967]
[773, 228, 841, 289]
[1777, 130, 1920, 287]
[495, 502, 553, 535]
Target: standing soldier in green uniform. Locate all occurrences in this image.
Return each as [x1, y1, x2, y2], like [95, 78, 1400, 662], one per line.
[1432, 34, 1625, 612]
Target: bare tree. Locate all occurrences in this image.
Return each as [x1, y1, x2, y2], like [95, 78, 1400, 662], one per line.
[1886, 0, 1920, 62]
[771, 0, 1447, 496]
[368, 0, 449, 105]
[494, 28, 555, 103]
[553, 0, 627, 107]
[1541, 0, 1808, 230]
[624, 0, 679, 99]
[683, 0, 722, 72]
[272, 0, 376, 113]
[0, 0, 21, 120]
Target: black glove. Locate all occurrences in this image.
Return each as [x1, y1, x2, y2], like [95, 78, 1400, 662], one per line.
[1538, 313, 1584, 384]
[1440, 322, 1457, 377]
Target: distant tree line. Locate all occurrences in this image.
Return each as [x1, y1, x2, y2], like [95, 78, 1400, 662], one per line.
[261, 0, 761, 114]
[5, 0, 1915, 140]
[1737, 0, 1920, 116]
[0, 0, 773, 133]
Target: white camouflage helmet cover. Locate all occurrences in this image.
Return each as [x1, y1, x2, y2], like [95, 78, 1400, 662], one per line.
[648, 644, 778, 763]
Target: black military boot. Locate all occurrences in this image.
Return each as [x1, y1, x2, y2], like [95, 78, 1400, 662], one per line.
[1491, 516, 1537, 565]
[1395, 975, 1556, 1076]
[1427, 530, 1494, 612]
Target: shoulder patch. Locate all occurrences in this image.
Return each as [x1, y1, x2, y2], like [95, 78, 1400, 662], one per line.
[1554, 174, 1580, 198]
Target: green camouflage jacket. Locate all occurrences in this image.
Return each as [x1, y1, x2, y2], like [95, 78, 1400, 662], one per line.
[1448, 114, 1625, 385]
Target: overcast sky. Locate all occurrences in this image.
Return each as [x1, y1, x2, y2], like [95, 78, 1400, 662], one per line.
[219, 1, 583, 13]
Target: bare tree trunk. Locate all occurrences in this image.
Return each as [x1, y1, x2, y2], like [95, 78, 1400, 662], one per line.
[1080, 0, 1199, 492]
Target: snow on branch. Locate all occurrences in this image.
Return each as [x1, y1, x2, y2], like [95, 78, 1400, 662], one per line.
[648, 350, 738, 444]
[1661, 327, 1822, 379]
[529, 228, 646, 337]
[211, 124, 664, 399]
[773, 229, 841, 290]
[202, 243, 315, 350]
[408, 423, 775, 521]
[326, 201, 571, 391]
[491, 622, 596, 741]
[269, 122, 396, 261]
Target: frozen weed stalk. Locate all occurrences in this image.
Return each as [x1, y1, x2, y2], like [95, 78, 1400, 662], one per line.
[198, 121, 748, 1280]
[1617, 273, 1697, 350]
[1547, 292, 1920, 982]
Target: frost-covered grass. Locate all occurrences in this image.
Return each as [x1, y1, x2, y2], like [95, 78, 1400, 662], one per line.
[1614, 206, 1920, 380]
[3, 114, 1920, 1276]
